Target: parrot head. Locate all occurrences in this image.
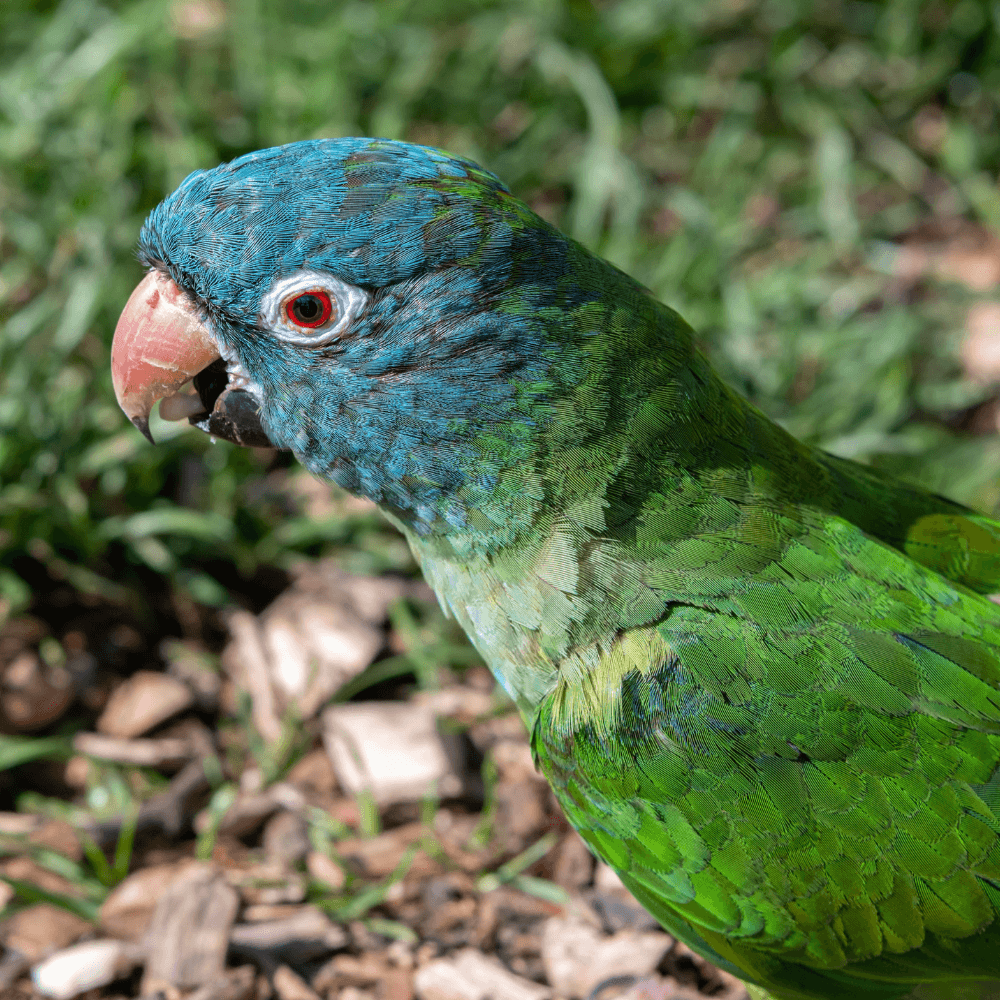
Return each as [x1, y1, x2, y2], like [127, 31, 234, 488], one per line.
[111, 138, 610, 533]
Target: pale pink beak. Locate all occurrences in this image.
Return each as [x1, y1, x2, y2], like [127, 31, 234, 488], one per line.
[111, 270, 221, 442]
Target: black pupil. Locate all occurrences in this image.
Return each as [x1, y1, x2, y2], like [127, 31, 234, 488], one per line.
[292, 294, 323, 323]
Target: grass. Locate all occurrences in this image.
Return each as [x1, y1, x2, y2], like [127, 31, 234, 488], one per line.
[3, 0, 1000, 626]
[2, 0, 1000, 929]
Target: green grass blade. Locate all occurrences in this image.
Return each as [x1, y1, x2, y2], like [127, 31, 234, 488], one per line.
[0, 877, 100, 923]
[0, 736, 71, 771]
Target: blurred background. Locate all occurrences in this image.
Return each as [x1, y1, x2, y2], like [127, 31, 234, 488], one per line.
[3, 0, 1000, 996]
[5, 0, 1000, 635]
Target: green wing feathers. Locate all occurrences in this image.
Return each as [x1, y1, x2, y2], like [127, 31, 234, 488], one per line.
[410, 304, 1000, 999]
[817, 450, 1000, 596]
[533, 506, 1000, 999]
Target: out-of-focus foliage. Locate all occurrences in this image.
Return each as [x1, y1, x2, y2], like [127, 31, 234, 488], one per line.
[3, 0, 1000, 618]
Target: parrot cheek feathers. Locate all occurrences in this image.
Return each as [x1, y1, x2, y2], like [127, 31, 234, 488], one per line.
[111, 269, 276, 448]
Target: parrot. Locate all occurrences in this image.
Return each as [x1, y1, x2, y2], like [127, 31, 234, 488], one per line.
[109, 138, 1000, 1000]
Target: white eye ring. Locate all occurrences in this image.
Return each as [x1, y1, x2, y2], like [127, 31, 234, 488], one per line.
[260, 270, 368, 346]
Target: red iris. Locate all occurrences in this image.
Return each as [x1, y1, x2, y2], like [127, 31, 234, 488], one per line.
[286, 290, 333, 328]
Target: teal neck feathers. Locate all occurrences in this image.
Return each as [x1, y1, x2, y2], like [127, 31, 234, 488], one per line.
[397, 260, 735, 718]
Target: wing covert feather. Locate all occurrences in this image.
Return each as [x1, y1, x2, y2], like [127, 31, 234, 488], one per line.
[534, 511, 1000, 999]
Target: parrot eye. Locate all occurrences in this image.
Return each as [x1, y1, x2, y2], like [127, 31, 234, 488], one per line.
[261, 270, 368, 347]
[286, 291, 333, 328]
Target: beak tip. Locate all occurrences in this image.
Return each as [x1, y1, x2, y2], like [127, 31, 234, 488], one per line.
[131, 415, 155, 444]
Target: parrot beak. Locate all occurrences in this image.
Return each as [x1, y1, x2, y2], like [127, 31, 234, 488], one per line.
[111, 270, 277, 448]
[111, 271, 221, 442]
